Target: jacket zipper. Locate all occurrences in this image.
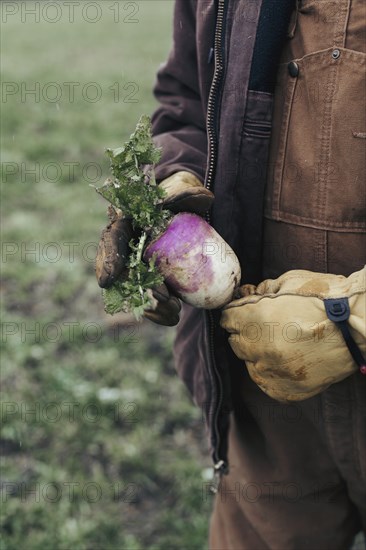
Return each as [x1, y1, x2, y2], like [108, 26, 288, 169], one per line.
[204, 0, 228, 482]
[205, 0, 226, 195]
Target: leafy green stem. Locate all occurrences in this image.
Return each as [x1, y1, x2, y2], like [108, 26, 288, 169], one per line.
[95, 115, 169, 319]
[136, 231, 147, 299]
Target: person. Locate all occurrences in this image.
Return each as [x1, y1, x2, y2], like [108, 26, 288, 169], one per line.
[96, 1, 366, 548]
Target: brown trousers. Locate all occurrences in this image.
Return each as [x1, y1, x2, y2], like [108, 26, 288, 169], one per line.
[209, 368, 366, 549]
[210, 1, 366, 548]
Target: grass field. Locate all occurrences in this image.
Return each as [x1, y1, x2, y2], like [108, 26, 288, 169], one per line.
[0, 2, 213, 548]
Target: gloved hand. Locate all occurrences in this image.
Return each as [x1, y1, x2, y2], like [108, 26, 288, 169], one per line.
[220, 267, 366, 402]
[95, 171, 214, 326]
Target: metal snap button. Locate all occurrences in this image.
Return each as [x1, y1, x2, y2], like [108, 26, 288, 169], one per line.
[287, 61, 299, 77]
[332, 49, 340, 59]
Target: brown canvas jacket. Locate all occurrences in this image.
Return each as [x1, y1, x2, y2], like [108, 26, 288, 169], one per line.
[151, 0, 366, 475]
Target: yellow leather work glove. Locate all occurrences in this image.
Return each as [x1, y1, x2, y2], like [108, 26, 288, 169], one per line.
[220, 267, 366, 402]
[95, 171, 214, 326]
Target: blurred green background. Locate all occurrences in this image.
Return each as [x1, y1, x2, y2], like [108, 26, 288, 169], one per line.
[0, 2, 213, 548]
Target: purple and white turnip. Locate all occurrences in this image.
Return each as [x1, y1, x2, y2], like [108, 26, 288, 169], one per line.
[144, 212, 241, 309]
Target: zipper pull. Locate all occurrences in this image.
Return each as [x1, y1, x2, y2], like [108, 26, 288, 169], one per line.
[207, 47, 214, 64]
[209, 460, 227, 494]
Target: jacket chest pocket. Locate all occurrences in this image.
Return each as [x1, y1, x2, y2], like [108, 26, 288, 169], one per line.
[264, 47, 366, 232]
